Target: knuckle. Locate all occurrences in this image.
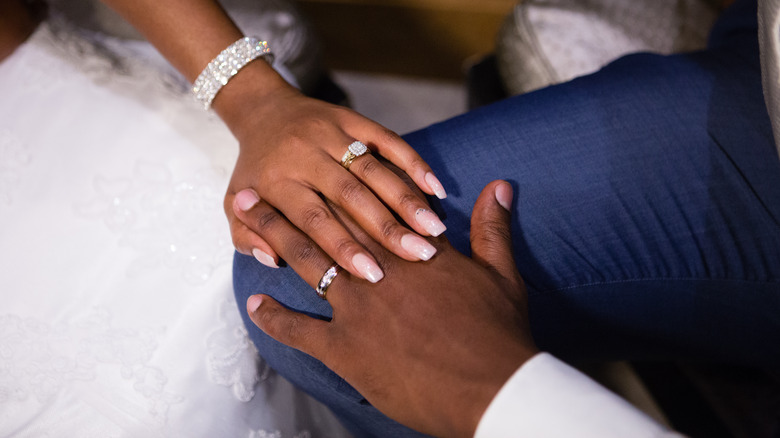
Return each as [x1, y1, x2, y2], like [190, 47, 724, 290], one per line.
[258, 304, 280, 331]
[290, 238, 319, 265]
[256, 209, 282, 231]
[261, 165, 286, 185]
[378, 127, 402, 145]
[287, 118, 329, 141]
[473, 219, 511, 245]
[334, 237, 358, 257]
[353, 156, 382, 179]
[329, 106, 356, 124]
[300, 204, 332, 230]
[408, 156, 427, 170]
[312, 159, 331, 180]
[332, 105, 354, 119]
[285, 313, 302, 344]
[335, 177, 366, 204]
[397, 192, 422, 211]
[377, 218, 403, 241]
[283, 132, 306, 151]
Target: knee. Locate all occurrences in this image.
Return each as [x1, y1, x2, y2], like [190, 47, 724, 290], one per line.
[232, 251, 363, 400]
[233, 251, 333, 319]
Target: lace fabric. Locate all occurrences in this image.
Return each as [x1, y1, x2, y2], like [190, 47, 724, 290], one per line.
[0, 129, 32, 206]
[0, 18, 349, 438]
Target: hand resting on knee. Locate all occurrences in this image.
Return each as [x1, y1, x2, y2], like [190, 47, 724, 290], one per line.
[233, 168, 538, 438]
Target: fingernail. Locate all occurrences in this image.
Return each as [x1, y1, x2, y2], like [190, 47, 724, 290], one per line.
[425, 172, 447, 199]
[352, 253, 384, 283]
[247, 295, 263, 313]
[253, 248, 279, 268]
[415, 208, 446, 237]
[495, 182, 513, 211]
[235, 189, 260, 211]
[400, 234, 437, 261]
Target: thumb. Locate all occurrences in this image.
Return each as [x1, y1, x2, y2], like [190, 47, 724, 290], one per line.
[469, 180, 519, 282]
[246, 294, 331, 361]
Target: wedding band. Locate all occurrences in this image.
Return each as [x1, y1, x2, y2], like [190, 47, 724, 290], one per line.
[315, 263, 341, 300]
[340, 141, 370, 169]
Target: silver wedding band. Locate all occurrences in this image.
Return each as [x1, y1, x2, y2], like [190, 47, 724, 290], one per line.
[315, 263, 341, 300]
[340, 141, 369, 169]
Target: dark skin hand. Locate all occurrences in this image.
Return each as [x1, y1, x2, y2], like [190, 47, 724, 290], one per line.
[234, 175, 539, 438]
[100, 0, 449, 282]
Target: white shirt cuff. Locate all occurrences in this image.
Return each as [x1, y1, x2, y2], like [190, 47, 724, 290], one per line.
[474, 353, 685, 438]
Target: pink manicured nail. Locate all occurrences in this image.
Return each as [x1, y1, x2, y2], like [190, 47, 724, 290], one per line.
[415, 208, 446, 237]
[495, 182, 513, 211]
[253, 248, 279, 268]
[352, 253, 384, 283]
[400, 234, 437, 261]
[425, 172, 447, 199]
[235, 189, 260, 211]
[247, 295, 263, 313]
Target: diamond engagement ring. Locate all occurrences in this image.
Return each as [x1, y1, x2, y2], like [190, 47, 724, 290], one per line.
[315, 263, 341, 300]
[340, 141, 370, 169]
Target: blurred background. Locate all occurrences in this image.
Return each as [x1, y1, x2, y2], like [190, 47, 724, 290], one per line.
[297, 0, 517, 133]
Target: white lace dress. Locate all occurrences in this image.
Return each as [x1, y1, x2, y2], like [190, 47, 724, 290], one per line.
[0, 19, 349, 438]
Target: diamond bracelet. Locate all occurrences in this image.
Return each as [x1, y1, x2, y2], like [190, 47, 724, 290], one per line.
[192, 37, 274, 110]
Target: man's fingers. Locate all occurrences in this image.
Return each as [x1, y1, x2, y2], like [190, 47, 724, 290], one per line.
[247, 294, 331, 361]
[469, 180, 519, 282]
[233, 190, 338, 289]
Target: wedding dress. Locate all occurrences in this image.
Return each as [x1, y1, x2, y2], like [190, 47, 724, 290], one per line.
[0, 13, 349, 438]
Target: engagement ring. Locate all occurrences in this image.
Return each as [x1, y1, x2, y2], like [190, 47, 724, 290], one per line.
[340, 141, 369, 169]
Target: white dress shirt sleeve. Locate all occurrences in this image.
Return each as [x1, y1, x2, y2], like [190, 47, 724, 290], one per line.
[474, 353, 686, 438]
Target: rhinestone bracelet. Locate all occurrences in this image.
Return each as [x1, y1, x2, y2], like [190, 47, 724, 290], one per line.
[192, 36, 274, 110]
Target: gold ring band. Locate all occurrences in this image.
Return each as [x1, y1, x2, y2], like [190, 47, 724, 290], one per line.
[341, 141, 370, 169]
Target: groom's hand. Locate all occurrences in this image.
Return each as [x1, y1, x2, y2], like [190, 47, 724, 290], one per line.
[235, 179, 538, 438]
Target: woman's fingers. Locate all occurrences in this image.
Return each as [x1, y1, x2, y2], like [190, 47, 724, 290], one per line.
[349, 117, 447, 200]
[226, 101, 449, 270]
[317, 158, 439, 262]
[234, 194, 343, 288]
[226, 189, 279, 268]
[256, 184, 385, 283]
[346, 154, 446, 240]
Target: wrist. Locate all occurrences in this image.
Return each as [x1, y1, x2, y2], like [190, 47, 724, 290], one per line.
[452, 346, 539, 438]
[211, 59, 299, 139]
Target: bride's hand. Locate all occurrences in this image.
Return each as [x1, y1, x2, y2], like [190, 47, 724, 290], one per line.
[222, 77, 448, 282]
[96, 0, 446, 282]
